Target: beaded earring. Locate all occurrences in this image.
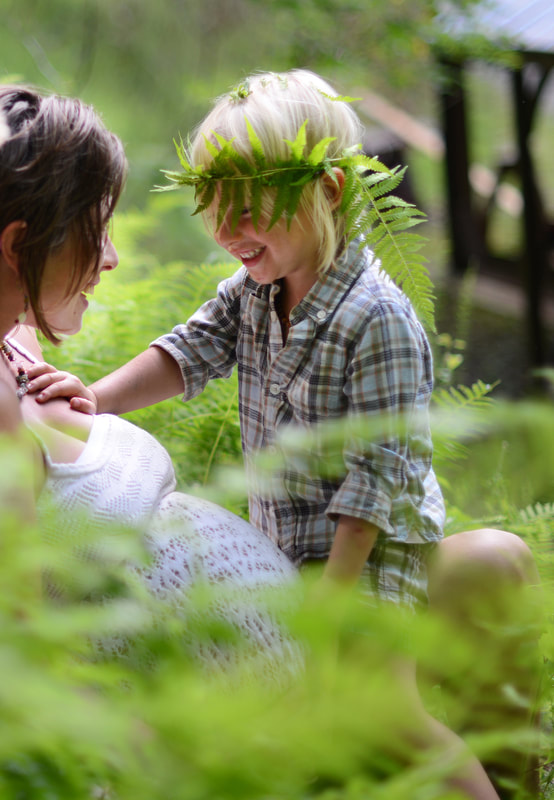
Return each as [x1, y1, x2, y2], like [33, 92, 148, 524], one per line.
[15, 295, 29, 326]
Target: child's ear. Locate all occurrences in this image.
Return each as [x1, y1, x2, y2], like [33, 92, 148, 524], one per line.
[321, 167, 345, 210]
[0, 220, 27, 275]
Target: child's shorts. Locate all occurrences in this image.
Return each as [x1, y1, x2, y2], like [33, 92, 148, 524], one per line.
[360, 536, 438, 612]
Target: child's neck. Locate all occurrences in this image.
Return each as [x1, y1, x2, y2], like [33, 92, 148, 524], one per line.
[279, 274, 318, 317]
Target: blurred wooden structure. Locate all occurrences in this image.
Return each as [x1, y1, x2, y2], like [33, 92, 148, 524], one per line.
[435, 0, 554, 371]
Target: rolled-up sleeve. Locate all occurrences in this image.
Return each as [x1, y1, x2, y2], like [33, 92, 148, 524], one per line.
[326, 300, 432, 536]
[152, 272, 243, 402]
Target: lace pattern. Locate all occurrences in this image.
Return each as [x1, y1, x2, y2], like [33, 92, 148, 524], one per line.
[39, 414, 302, 680]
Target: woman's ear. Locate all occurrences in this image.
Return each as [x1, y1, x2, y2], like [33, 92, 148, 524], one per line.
[0, 220, 27, 274]
[321, 167, 345, 210]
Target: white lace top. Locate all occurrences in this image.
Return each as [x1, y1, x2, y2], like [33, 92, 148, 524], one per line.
[37, 412, 300, 677]
[40, 413, 176, 532]
[8, 336, 299, 677]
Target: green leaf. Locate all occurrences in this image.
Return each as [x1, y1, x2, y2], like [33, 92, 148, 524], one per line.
[246, 118, 266, 170]
[229, 178, 245, 233]
[320, 92, 361, 103]
[204, 133, 222, 160]
[249, 177, 264, 231]
[307, 136, 336, 166]
[267, 179, 291, 230]
[284, 120, 308, 161]
[216, 178, 231, 230]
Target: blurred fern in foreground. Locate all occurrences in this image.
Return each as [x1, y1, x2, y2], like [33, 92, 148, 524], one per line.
[32, 200, 553, 799]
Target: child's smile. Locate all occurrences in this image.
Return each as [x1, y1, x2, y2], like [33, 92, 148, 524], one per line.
[237, 246, 265, 265]
[215, 208, 321, 300]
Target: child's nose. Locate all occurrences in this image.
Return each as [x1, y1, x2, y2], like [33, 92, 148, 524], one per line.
[214, 207, 241, 247]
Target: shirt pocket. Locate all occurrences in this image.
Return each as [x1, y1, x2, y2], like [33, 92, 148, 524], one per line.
[285, 341, 348, 422]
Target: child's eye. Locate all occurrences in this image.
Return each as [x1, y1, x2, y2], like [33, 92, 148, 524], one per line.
[241, 208, 251, 217]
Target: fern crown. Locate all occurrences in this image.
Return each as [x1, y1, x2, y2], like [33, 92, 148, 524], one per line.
[158, 118, 435, 330]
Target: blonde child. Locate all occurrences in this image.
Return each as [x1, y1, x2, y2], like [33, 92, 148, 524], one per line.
[30, 69, 526, 798]
[38, 70, 444, 599]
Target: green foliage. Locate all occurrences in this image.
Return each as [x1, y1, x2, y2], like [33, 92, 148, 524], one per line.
[0, 0, 458, 210]
[163, 120, 341, 230]
[437, 400, 554, 524]
[1, 489, 549, 800]
[431, 378, 498, 470]
[12, 159, 554, 800]
[431, 0, 524, 69]
[1, 3, 553, 794]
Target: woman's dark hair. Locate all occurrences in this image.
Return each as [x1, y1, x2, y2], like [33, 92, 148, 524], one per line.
[0, 85, 127, 342]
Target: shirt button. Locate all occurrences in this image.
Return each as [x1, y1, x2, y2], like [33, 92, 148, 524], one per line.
[269, 383, 280, 396]
[316, 309, 327, 321]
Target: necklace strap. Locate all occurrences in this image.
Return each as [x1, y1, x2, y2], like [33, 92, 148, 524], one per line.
[1, 340, 30, 400]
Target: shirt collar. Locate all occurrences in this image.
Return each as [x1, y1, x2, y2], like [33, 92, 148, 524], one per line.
[293, 240, 371, 326]
[249, 240, 373, 325]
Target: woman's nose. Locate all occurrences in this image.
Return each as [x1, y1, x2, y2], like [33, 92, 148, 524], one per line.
[101, 236, 119, 271]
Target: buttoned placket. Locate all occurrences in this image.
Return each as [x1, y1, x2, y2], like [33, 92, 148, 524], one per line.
[248, 273, 344, 456]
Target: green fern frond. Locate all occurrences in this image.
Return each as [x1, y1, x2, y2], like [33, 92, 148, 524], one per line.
[346, 169, 433, 327]
[433, 437, 471, 464]
[268, 179, 293, 230]
[246, 119, 266, 170]
[216, 178, 232, 230]
[284, 120, 308, 161]
[519, 501, 554, 523]
[249, 177, 264, 231]
[229, 179, 246, 233]
[157, 118, 437, 328]
[433, 379, 499, 410]
[348, 152, 391, 174]
[307, 136, 337, 166]
[431, 380, 499, 467]
[320, 92, 362, 103]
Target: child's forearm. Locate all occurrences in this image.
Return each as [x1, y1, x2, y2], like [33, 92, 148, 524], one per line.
[91, 346, 184, 415]
[323, 516, 379, 585]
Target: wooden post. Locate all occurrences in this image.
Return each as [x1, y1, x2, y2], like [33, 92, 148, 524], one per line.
[512, 63, 551, 372]
[438, 57, 479, 275]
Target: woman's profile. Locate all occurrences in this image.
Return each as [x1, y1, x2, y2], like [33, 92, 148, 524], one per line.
[0, 84, 300, 678]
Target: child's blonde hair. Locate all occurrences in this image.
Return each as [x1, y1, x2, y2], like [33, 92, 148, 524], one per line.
[190, 69, 363, 271]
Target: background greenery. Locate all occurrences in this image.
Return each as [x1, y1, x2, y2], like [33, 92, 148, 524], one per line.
[4, 0, 552, 395]
[0, 0, 453, 209]
[0, 0, 553, 797]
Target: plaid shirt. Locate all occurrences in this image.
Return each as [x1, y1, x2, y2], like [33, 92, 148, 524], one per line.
[153, 242, 445, 565]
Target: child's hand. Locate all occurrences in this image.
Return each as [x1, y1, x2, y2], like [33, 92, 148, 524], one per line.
[26, 363, 97, 415]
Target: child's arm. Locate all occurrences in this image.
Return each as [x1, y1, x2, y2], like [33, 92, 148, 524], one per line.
[30, 345, 184, 415]
[32, 272, 243, 415]
[323, 515, 379, 585]
[85, 347, 183, 414]
[84, 346, 184, 415]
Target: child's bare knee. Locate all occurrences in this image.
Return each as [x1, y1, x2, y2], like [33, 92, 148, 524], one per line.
[430, 529, 538, 591]
[428, 529, 542, 631]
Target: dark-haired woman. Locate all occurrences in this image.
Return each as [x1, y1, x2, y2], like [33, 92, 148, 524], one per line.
[0, 85, 299, 676]
[0, 84, 126, 527]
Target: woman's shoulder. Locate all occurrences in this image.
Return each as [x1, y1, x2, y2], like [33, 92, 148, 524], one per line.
[11, 325, 42, 361]
[0, 375, 22, 435]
